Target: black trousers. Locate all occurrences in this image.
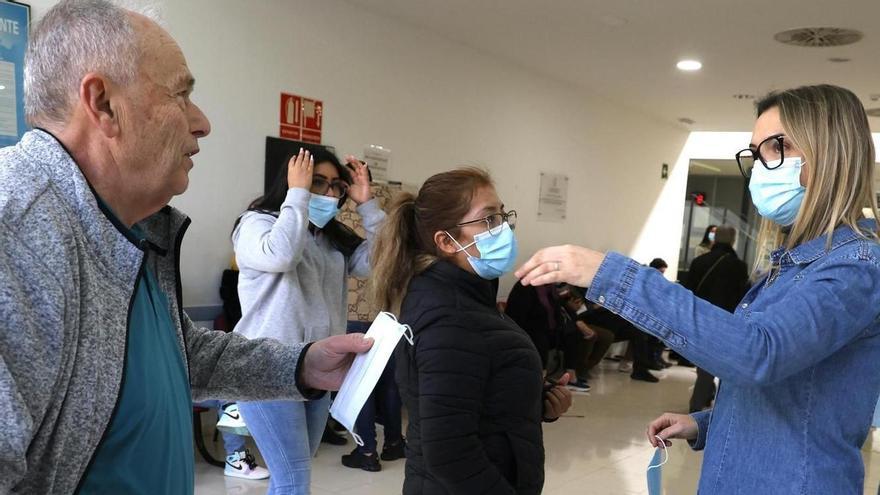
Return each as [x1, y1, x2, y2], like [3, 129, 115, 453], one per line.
[580, 311, 652, 372]
[689, 367, 716, 413]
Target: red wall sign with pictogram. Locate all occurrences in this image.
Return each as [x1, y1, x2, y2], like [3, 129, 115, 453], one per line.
[280, 92, 323, 143]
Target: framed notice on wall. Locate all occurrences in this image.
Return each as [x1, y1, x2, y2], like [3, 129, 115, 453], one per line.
[537, 172, 569, 222]
[0, 1, 29, 147]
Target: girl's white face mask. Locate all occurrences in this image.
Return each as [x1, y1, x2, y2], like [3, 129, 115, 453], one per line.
[329, 312, 413, 446]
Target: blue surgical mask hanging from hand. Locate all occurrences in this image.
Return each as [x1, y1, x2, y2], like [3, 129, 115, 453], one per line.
[647, 435, 669, 495]
[445, 223, 518, 280]
[308, 193, 341, 228]
[748, 156, 806, 226]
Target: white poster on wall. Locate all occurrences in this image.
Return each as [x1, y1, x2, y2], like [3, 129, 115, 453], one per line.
[538, 172, 568, 222]
[363, 144, 391, 183]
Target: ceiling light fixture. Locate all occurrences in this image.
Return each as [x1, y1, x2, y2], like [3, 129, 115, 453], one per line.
[677, 59, 702, 71]
[690, 161, 723, 173]
[774, 27, 863, 47]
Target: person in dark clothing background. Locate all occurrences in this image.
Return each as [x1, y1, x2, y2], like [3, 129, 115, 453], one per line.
[649, 258, 668, 272]
[580, 303, 661, 383]
[505, 281, 560, 374]
[369, 168, 572, 494]
[560, 287, 614, 391]
[646, 259, 674, 369]
[684, 225, 750, 412]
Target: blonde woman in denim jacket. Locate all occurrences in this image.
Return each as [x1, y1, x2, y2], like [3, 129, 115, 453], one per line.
[517, 85, 880, 494]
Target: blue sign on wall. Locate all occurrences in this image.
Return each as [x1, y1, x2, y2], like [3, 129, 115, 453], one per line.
[0, 1, 28, 147]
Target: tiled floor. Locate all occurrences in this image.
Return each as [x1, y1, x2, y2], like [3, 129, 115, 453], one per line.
[195, 361, 880, 494]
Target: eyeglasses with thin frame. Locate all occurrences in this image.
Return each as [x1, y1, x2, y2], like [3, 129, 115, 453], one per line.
[311, 175, 349, 199]
[455, 210, 517, 235]
[735, 134, 793, 178]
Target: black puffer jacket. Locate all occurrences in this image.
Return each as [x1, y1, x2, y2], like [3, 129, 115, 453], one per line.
[397, 261, 545, 495]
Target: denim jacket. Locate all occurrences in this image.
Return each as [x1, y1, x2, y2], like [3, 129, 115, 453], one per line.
[588, 220, 880, 494]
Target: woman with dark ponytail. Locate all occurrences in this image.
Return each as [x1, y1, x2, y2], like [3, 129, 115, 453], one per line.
[370, 167, 572, 495]
[232, 147, 385, 494]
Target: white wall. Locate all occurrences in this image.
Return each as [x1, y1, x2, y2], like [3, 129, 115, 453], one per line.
[27, 0, 689, 306]
[633, 132, 751, 276]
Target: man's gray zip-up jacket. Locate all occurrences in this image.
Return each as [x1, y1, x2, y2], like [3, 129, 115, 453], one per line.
[0, 130, 311, 493]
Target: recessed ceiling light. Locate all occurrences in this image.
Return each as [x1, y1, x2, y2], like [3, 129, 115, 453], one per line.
[0, 85, 6, 90]
[677, 60, 702, 71]
[828, 57, 851, 63]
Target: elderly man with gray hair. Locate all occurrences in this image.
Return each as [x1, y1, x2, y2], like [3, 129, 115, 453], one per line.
[0, 1, 373, 493]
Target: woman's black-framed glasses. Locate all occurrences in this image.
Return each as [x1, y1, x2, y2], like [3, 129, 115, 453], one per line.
[456, 210, 517, 235]
[735, 134, 788, 179]
[312, 175, 349, 199]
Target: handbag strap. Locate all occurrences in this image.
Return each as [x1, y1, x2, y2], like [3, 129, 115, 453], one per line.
[694, 254, 730, 295]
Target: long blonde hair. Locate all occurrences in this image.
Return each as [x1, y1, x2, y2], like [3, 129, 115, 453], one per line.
[369, 168, 493, 314]
[753, 85, 879, 266]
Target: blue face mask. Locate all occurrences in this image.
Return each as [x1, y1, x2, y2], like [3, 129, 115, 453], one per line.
[308, 193, 340, 228]
[748, 156, 806, 226]
[707, 231, 715, 243]
[447, 223, 518, 280]
[647, 436, 669, 495]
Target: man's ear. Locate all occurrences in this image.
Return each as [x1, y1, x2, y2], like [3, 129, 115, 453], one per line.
[433, 230, 459, 256]
[79, 72, 120, 138]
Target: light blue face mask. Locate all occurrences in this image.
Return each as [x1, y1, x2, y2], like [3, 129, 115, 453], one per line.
[707, 231, 716, 243]
[446, 222, 518, 280]
[308, 193, 341, 228]
[647, 436, 669, 495]
[748, 156, 806, 226]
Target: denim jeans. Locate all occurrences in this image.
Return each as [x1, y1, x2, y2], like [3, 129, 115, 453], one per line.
[193, 400, 245, 455]
[238, 396, 330, 495]
[346, 321, 404, 454]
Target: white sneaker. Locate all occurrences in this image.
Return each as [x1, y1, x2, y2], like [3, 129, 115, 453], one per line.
[217, 403, 250, 436]
[224, 450, 270, 480]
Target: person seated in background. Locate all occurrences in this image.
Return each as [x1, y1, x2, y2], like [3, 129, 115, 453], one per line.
[505, 280, 562, 375]
[683, 225, 749, 412]
[554, 285, 592, 392]
[649, 258, 668, 273]
[559, 287, 614, 392]
[647, 258, 674, 369]
[579, 301, 661, 383]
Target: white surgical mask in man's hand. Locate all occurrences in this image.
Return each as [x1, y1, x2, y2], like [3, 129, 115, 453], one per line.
[329, 312, 413, 445]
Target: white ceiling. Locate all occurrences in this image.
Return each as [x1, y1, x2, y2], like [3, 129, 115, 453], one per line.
[345, 0, 880, 131]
